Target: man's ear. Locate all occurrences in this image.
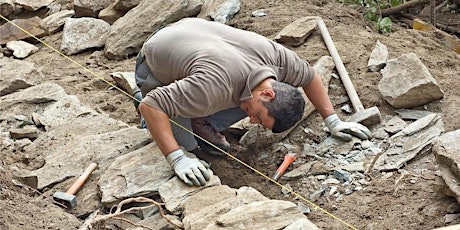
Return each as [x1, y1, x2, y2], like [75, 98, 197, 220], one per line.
[260, 89, 275, 102]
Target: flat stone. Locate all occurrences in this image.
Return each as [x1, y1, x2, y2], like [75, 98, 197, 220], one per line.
[384, 115, 407, 135]
[99, 142, 174, 207]
[374, 113, 444, 171]
[158, 172, 222, 214]
[0, 58, 43, 97]
[41, 10, 75, 34]
[9, 125, 39, 139]
[367, 40, 388, 72]
[6, 41, 39, 59]
[0, 16, 46, 45]
[275, 16, 319, 46]
[379, 53, 444, 108]
[433, 130, 460, 203]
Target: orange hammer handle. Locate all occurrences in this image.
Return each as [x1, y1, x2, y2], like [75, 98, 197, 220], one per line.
[66, 162, 98, 195]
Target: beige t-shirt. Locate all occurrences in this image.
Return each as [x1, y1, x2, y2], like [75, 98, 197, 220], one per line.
[141, 18, 315, 118]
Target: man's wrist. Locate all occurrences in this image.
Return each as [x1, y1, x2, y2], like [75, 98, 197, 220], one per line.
[324, 114, 341, 130]
[166, 149, 185, 167]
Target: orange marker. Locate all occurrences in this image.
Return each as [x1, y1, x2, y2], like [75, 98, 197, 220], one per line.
[273, 153, 297, 181]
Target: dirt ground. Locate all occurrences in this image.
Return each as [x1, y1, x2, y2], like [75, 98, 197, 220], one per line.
[2, 0, 460, 230]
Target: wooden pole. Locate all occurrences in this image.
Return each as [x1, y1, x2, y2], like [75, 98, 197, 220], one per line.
[381, 0, 430, 16]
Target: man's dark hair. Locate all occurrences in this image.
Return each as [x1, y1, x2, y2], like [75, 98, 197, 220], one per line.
[263, 81, 305, 133]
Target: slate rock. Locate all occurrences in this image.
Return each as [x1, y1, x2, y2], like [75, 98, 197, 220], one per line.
[182, 186, 268, 229]
[216, 200, 309, 229]
[61, 17, 111, 55]
[0, 58, 43, 96]
[159, 173, 222, 214]
[0, 0, 15, 17]
[41, 9, 75, 34]
[6, 40, 39, 59]
[275, 16, 319, 46]
[0, 16, 46, 45]
[367, 40, 388, 72]
[433, 130, 460, 203]
[99, 142, 175, 207]
[105, 0, 203, 60]
[197, 0, 241, 24]
[73, 0, 112, 17]
[379, 53, 444, 108]
[374, 113, 444, 171]
[14, 0, 53, 11]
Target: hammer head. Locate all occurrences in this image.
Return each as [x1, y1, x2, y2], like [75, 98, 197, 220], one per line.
[53, 191, 77, 208]
[347, 106, 382, 127]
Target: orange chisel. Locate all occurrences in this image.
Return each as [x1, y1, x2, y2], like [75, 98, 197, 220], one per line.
[272, 153, 297, 181]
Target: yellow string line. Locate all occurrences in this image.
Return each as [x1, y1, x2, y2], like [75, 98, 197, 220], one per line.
[0, 15, 357, 230]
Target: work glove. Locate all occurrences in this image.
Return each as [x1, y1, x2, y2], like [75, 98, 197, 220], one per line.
[324, 114, 372, 141]
[166, 149, 211, 187]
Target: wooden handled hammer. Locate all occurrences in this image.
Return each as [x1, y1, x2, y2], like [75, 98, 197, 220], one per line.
[317, 19, 381, 126]
[53, 162, 98, 208]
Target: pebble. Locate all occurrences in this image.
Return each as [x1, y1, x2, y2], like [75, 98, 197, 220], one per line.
[297, 202, 311, 214]
[251, 9, 267, 17]
[344, 188, 353, 195]
[322, 178, 340, 185]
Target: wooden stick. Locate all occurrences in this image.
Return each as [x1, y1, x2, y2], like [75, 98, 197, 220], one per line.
[381, 0, 430, 16]
[79, 197, 183, 230]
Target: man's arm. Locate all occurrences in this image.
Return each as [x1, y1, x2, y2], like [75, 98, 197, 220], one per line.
[301, 73, 336, 119]
[138, 103, 210, 186]
[138, 102, 179, 156]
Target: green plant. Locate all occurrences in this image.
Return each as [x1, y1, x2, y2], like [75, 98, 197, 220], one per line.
[338, 0, 403, 34]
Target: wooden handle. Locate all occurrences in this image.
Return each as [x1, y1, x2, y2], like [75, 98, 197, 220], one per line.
[317, 19, 364, 112]
[66, 162, 98, 195]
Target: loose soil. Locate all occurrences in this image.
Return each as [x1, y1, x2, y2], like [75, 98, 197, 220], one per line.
[1, 1, 460, 230]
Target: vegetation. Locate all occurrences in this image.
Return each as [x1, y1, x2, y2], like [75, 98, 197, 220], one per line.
[339, 0, 404, 34]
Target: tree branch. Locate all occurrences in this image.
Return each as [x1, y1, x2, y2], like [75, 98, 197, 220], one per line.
[381, 0, 430, 17]
[79, 197, 184, 230]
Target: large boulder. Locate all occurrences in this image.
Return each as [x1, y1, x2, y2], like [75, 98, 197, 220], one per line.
[378, 52, 444, 108]
[104, 0, 203, 60]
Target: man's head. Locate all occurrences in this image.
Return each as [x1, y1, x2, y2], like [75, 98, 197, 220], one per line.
[240, 79, 305, 133]
[263, 81, 305, 133]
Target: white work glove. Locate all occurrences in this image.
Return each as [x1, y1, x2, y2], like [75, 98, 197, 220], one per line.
[166, 149, 211, 187]
[324, 114, 372, 141]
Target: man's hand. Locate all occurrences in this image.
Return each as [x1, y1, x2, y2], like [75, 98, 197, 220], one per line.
[324, 114, 372, 141]
[166, 149, 211, 186]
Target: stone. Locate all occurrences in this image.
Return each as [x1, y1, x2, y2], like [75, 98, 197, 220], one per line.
[105, 0, 203, 60]
[73, 0, 113, 17]
[395, 108, 434, 120]
[110, 72, 137, 95]
[9, 125, 39, 139]
[98, 142, 175, 207]
[275, 16, 319, 47]
[283, 161, 317, 179]
[6, 40, 39, 59]
[197, 0, 241, 24]
[433, 130, 460, 203]
[113, 0, 140, 11]
[0, 0, 15, 17]
[14, 0, 53, 11]
[0, 58, 43, 96]
[182, 186, 268, 230]
[41, 10, 75, 34]
[284, 218, 320, 230]
[0, 16, 46, 45]
[158, 173, 222, 214]
[379, 53, 444, 108]
[367, 40, 388, 72]
[374, 113, 444, 171]
[384, 115, 407, 135]
[98, 2, 125, 25]
[0, 83, 67, 111]
[216, 200, 310, 229]
[182, 185, 236, 216]
[251, 9, 267, 17]
[61, 17, 111, 55]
